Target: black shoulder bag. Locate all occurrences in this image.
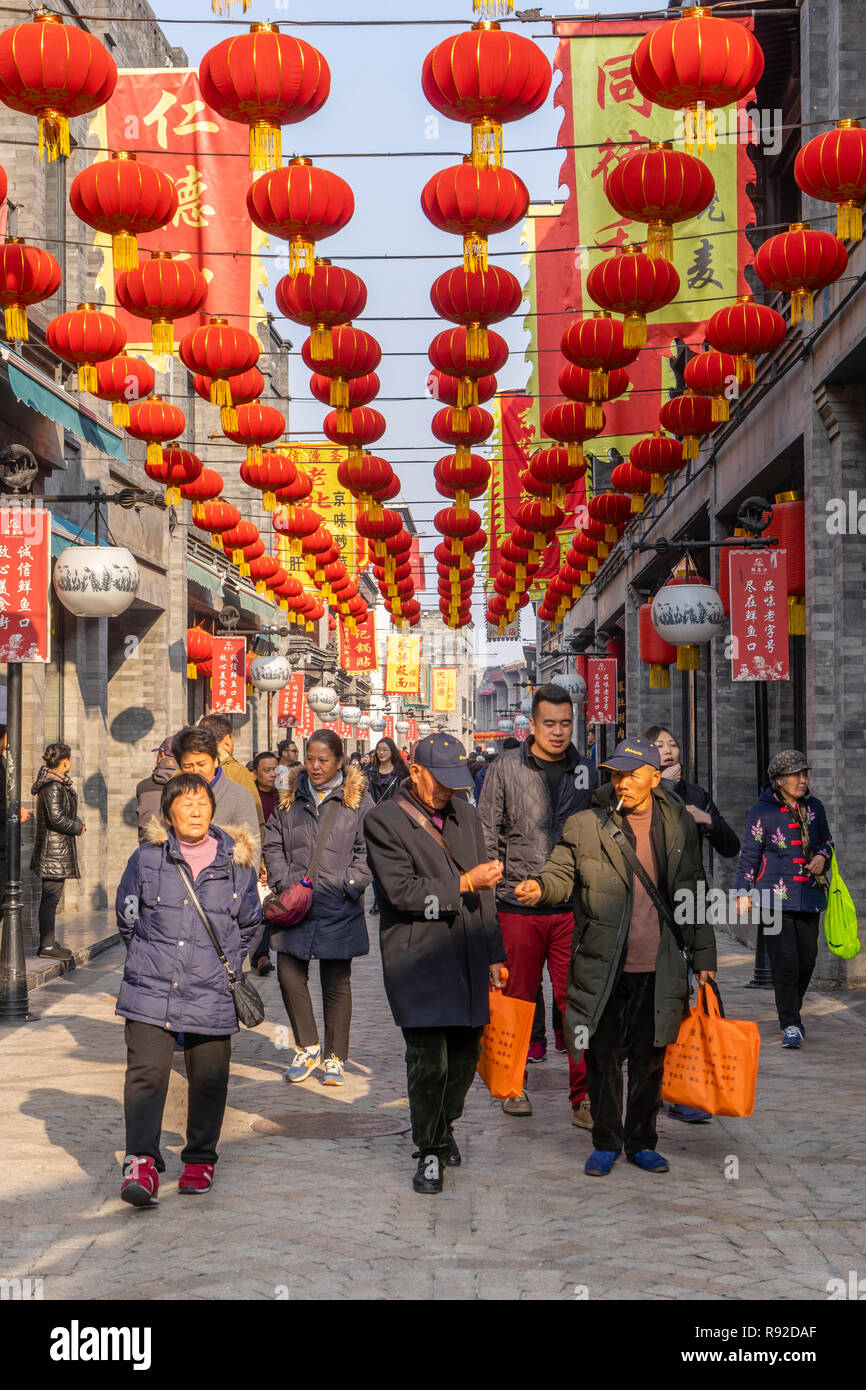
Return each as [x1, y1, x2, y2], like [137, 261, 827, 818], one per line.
[175, 861, 265, 1029]
[592, 806, 690, 963]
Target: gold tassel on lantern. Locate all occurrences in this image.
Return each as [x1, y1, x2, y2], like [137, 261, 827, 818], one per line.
[210, 378, 232, 408]
[146, 442, 165, 469]
[112, 400, 130, 428]
[683, 103, 717, 158]
[151, 319, 174, 357]
[263, 492, 277, 511]
[650, 473, 665, 495]
[676, 644, 701, 671]
[465, 322, 489, 361]
[682, 434, 699, 460]
[38, 110, 70, 163]
[456, 378, 478, 411]
[211, 0, 252, 12]
[790, 289, 813, 324]
[165, 485, 181, 506]
[788, 594, 806, 636]
[111, 229, 139, 273]
[220, 404, 238, 432]
[473, 0, 514, 15]
[310, 325, 334, 361]
[288, 237, 315, 278]
[4, 303, 29, 342]
[647, 219, 674, 261]
[245, 445, 263, 470]
[736, 355, 755, 387]
[78, 363, 98, 393]
[837, 201, 862, 241]
[711, 396, 729, 423]
[249, 120, 281, 174]
[471, 117, 503, 170]
[588, 367, 608, 401]
[630, 494, 644, 514]
[623, 312, 646, 349]
[584, 402, 603, 430]
[330, 378, 350, 411]
[210, 533, 223, 550]
[463, 234, 488, 273]
[187, 661, 198, 680]
[567, 442, 584, 470]
[649, 662, 671, 690]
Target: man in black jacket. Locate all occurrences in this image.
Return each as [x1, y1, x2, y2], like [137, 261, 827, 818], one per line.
[364, 734, 507, 1196]
[477, 684, 597, 1125]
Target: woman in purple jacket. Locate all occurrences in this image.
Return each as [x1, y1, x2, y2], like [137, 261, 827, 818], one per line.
[735, 750, 833, 1049]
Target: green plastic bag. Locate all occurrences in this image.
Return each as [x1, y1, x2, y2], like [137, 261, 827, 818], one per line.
[824, 852, 861, 959]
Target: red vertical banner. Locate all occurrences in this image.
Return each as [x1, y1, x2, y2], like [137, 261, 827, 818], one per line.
[297, 700, 316, 739]
[586, 658, 617, 724]
[211, 637, 246, 715]
[277, 672, 304, 728]
[384, 715, 395, 742]
[729, 549, 790, 681]
[0, 503, 50, 662]
[339, 610, 377, 673]
[407, 716, 418, 742]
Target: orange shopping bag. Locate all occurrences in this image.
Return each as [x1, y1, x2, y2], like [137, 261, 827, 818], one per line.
[476, 985, 536, 1100]
[662, 983, 761, 1117]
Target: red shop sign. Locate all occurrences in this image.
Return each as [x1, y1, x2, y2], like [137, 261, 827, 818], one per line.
[211, 636, 247, 715]
[729, 548, 789, 681]
[0, 502, 50, 663]
[586, 657, 617, 724]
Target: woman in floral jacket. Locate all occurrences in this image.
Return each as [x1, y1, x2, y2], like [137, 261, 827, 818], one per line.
[735, 749, 833, 1049]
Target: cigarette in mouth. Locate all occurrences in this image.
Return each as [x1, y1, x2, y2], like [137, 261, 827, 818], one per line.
[615, 797, 624, 812]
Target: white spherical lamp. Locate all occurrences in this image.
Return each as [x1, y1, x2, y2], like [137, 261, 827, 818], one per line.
[53, 545, 139, 618]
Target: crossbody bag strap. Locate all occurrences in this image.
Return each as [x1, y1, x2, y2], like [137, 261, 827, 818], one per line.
[175, 860, 238, 984]
[394, 793, 468, 873]
[592, 807, 688, 956]
[305, 798, 341, 884]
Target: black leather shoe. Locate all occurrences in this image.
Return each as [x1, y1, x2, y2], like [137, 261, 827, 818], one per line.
[412, 1153, 444, 1194]
[38, 943, 73, 960]
[445, 1131, 461, 1167]
[255, 957, 274, 976]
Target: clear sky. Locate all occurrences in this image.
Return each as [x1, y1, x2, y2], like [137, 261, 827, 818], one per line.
[163, 0, 640, 663]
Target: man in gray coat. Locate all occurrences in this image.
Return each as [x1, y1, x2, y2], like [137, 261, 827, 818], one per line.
[174, 726, 261, 867]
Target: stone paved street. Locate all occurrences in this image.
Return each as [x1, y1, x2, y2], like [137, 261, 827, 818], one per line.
[2, 920, 865, 1302]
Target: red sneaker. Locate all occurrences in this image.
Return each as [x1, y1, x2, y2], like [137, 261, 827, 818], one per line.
[554, 1029, 567, 1054]
[178, 1162, 214, 1195]
[121, 1154, 159, 1207]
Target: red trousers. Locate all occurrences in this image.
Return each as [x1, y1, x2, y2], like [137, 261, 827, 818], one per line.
[498, 909, 588, 1107]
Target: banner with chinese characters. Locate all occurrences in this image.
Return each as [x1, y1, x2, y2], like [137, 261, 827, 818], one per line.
[407, 716, 419, 742]
[339, 610, 377, 673]
[211, 637, 246, 715]
[587, 658, 618, 725]
[0, 502, 50, 662]
[432, 667, 458, 713]
[277, 443, 360, 583]
[277, 672, 304, 728]
[90, 70, 268, 346]
[385, 635, 421, 696]
[296, 697, 317, 739]
[384, 715, 395, 742]
[729, 549, 790, 681]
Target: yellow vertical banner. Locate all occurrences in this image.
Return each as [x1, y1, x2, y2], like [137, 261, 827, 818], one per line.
[276, 442, 358, 594]
[385, 635, 421, 695]
[432, 667, 458, 712]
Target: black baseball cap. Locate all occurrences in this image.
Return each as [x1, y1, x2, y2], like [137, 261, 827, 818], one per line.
[600, 736, 661, 773]
[412, 733, 474, 790]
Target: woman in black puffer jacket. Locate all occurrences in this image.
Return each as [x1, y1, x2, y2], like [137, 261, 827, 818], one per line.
[31, 742, 85, 961]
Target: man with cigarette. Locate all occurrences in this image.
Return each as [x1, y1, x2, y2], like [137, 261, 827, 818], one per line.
[514, 737, 716, 1177]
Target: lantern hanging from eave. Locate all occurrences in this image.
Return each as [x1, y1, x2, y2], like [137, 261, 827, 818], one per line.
[277, 259, 366, 362]
[630, 8, 764, 156]
[421, 160, 530, 271]
[301, 325, 381, 425]
[428, 326, 508, 422]
[434, 453, 491, 517]
[223, 401, 286, 469]
[431, 405, 495, 456]
[145, 445, 201, 506]
[561, 311, 640, 409]
[46, 303, 126, 393]
[684, 349, 740, 423]
[761, 490, 806, 634]
[322, 407, 386, 459]
[658, 391, 716, 461]
[429, 263, 522, 361]
[0, 11, 117, 162]
[220, 519, 260, 568]
[246, 157, 354, 278]
[337, 453, 394, 508]
[193, 365, 264, 432]
[273, 503, 322, 556]
[428, 367, 497, 407]
[525, 446, 586, 510]
[558, 363, 629, 430]
[651, 574, 724, 670]
[585, 243, 680, 349]
[69, 152, 178, 273]
[179, 317, 261, 410]
[116, 252, 208, 357]
[542, 400, 605, 471]
[240, 450, 297, 510]
[179, 466, 223, 520]
[611, 459, 653, 514]
[639, 602, 676, 688]
[126, 396, 185, 469]
[93, 353, 155, 427]
[795, 118, 866, 241]
[753, 223, 848, 324]
[588, 490, 632, 543]
[310, 369, 379, 411]
[421, 19, 550, 168]
[704, 294, 786, 386]
[186, 626, 213, 679]
[604, 142, 715, 260]
[193, 499, 241, 549]
[0, 238, 61, 342]
[199, 23, 330, 171]
[629, 430, 684, 495]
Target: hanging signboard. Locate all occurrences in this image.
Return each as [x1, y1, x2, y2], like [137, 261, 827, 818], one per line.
[211, 636, 246, 715]
[586, 657, 617, 724]
[0, 502, 50, 663]
[729, 548, 790, 681]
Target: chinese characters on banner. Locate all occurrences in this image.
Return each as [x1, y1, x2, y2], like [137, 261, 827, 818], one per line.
[729, 549, 790, 681]
[431, 667, 458, 712]
[277, 672, 304, 728]
[339, 610, 377, 673]
[407, 717, 419, 743]
[0, 503, 50, 662]
[384, 715, 395, 742]
[91, 71, 267, 345]
[277, 443, 360, 585]
[514, 722, 531, 743]
[385, 635, 421, 695]
[211, 637, 246, 715]
[586, 658, 617, 724]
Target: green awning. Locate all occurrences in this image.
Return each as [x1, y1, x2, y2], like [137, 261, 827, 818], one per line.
[8, 361, 129, 463]
[187, 555, 223, 600]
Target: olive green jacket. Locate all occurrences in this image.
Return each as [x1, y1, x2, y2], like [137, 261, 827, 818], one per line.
[536, 782, 717, 1052]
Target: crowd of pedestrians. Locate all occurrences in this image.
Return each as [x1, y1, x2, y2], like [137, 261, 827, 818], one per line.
[12, 697, 831, 1206]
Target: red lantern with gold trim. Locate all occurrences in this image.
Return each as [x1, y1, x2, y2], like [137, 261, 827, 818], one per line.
[611, 459, 653, 514]
[193, 365, 264, 433]
[94, 353, 155, 427]
[179, 317, 261, 410]
[561, 312, 640, 404]
[684, 349, 740, 423]
[588, 490, 632, 543]
[246, 157, 354, 279]
[126, 396, 185, 469]
[658, 391, 716, 460]
[434, 506, 483, 561]
[186, 626, 213, 680]
[0, 11, 117, 162]
[430, 263, 522, 361]
[795, 118, 866, 241]
[310, 371, 378, 413]
[431, 405, 495, 455]
[240, 451, 297, 510]
[558, 362, 629, 431]
[586, 243, 680, 348]
[761, 490, 806, 634]
[753, 222, 847, 324]
[704, 294, 786, 386]
[639, 602, 676, 689]
[322, 407, 386, 457]
[0, 238, 61, 343]
[70, 152, 177, 273]
[605, 142, 715, 260]
[145, 444, 201, 506]
[47, 303, 126, 393]
[526, 446, 586, 510]
[193, 499, 241, 550]
[629, 430, 684, 495]
[428, 326, 508, 424]
[274, 468, 313, 508]
[421, 160, 529, 271]
[428, 367, 497, 407]
[179, 466, 223, 520]
[277, 259, 366, 361]
[224, 401, 285, 468]
[542, 400, 604, 470]
[434, 453, 491, 516]
[337, 453, 394, 506]
[116, 251, 208, 358]
[301, 325, 381, 424]
[273, 503, 322, 557]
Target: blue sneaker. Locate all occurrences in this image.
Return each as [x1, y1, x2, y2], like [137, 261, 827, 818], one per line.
[284, 1044, 322, 1082]
[627, 1149, 670, 1173]
[781, 1026, 803, 1049]
[667, 1103, 712, 1123]
[584, 1149, 620, 1176]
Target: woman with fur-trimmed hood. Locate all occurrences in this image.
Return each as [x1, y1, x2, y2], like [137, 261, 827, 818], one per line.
[114, 772, 262, 1208]
[263, 730, 373, 1088]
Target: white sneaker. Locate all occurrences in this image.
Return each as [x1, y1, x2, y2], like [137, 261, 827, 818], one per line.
[284, 1044, 322, 1082]
[321, 1054, 345, 1086]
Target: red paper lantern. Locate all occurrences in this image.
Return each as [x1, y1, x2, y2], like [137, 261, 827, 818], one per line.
[93, 354, 155, 427]
[569, 532, 600, 581]
[434, 453, 491, 515]
[605, 142, 715, 260]
[629, 431, 685, 494]
[704, 294, 786, 386]
[274, 468, 313, 507]
[542, 400, 604, 470]
[428, 367, 497, 407]
[223, 401, 286, 467]
[630, 9, 764, 155]
[761, 491, 806, 634]
[301, 325, 381, 422]
[753, 222, 848, 324]
[421, 160, 529, 271]
[684, 349, 740, 422]
[529, 445, 586, 508]
[193, 365, 264, 432]
[179, 317, 261, 410]
[422, 21, 551, 169]
[199, 23, 330, 172]
[146, 445, 201, 506]
[273, 503, 323, 556]
[69, 152, 177, 273]
[0, 238, 61, 343]
[585, 243, 680, 348]
[795, 118, 866, 241]
[240, 450, 297, 510]
[611, 458, 653, 514]
[179, 466, 223, 519]
[126, 395, 185, 469]
[310, 370, 379, 411]
[277, 259, 366, 361]
[116, 252, 208, 357]
[337, 453, 394, 505]
[0, 12, 117, 162]
[561, 311, 640, 408]
[429, 263, 522, 361]
[193, 499, 241, 549]
[658, 391, 716, 460]
[588, 491, 632, 543]
[186, 626, 213, 679]
[431, 405, 495, 452]
[435, 506, 482, 560]
[322, 407, 386, 455]
[558, 362, 629, 430]
[639, 603, 676, 688]
[428, 326, 508, 414]
[47, 303, 126, 393]
[246, 554, 280, 596]
[246, 157, 354, 278]
[515, 499, 564, 550]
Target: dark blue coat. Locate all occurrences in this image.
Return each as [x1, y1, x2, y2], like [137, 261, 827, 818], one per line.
[735, 784, 833, 913]
[115, 821, 262, 1037]
[262, 764, 372, 960]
